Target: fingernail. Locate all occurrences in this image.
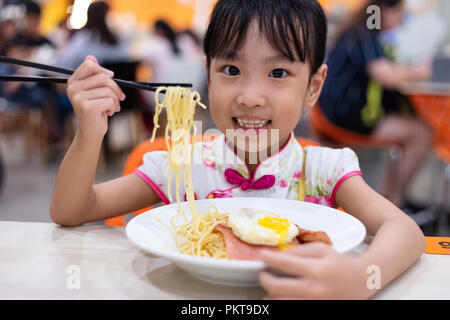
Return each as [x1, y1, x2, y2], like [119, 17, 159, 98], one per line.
[107, 70, 114, 77]
[121, 93, 126, 101]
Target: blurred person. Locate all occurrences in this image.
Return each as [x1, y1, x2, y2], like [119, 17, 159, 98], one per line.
[55, 1, 131, 153]
[177, 29, 203, 59]
[141, 21, 207, 107]
[0, 3, 23, 54]
[0, 35, 60, 160]
[57, 1, 130, 70]
[0, 19, 19, 47]
[0, 36, 35, 105]
[318, 0, 432, 208]
[141, 19, 182, 84]
[15, 1, 55, 49]
[10, 1, 72, 159]
[47, 19, 72, 54]
[177, 28, 208, 102]
[393, 0, 446, 63]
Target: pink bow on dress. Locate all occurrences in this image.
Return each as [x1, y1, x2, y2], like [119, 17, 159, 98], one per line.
[224, 168, 275, 191]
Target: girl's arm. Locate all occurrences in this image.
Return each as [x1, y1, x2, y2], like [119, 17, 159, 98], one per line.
[50, 132, 161, 226]
[335, 175, 426, 296]
[259, 175, 425, 299]
[50, 55, 161, 227]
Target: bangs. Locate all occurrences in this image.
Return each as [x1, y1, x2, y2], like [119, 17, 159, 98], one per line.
[204, 0, 327, 74]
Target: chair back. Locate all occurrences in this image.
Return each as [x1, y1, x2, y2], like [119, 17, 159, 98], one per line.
[310, 105, 400, 148]
[409, 95, 450, 164]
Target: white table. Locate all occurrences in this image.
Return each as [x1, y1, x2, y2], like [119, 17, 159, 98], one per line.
[0, 221, 449, 300]
[400, 81, 450, 96]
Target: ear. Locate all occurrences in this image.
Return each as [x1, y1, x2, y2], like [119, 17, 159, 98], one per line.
[203, 56, 210, 87]
[304, 64, 327, 109]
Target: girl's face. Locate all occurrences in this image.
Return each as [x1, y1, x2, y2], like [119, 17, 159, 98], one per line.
[207, 21, 326, 158]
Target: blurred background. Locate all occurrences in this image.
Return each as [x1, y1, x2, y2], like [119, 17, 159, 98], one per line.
[0, 0, 449, 235]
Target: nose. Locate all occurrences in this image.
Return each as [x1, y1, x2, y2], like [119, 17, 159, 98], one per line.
[236, 79, 267, 108]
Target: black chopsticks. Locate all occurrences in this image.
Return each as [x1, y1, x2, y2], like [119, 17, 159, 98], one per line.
[0, 56, 192, 92]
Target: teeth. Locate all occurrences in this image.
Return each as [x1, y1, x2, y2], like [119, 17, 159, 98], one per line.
[236, 118, 269, 129]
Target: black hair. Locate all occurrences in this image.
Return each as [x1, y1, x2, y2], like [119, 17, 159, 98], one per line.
[154, 19, 180, 56]
[179, 29, 202, 47]
[24, 1, 41, 16]
[203, 0, 327, 76]
[85, 1, 118, 45]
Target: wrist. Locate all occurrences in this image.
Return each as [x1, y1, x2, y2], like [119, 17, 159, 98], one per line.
[76, 127, 105, 146]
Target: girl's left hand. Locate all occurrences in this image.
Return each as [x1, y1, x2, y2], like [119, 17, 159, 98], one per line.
[259, 242, 372, 300]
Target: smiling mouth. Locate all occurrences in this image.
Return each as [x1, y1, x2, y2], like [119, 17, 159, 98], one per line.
[232, 117, 272, 129]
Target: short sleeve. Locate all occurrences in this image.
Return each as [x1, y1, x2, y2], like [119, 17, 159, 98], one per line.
[304, 146, 362, 207]
[135, 151, 171, 204]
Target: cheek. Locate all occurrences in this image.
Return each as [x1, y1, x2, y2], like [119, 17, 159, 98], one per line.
[208, 82, 233, 131]
[270, 90, 304, 130]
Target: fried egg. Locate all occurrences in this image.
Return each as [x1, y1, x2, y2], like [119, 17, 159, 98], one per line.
[227, 208, 299, 249]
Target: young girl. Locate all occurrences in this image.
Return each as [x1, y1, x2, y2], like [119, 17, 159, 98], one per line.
[50, 0, 425, 300]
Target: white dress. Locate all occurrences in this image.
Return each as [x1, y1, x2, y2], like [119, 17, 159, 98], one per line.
[136, 133, 362, 208]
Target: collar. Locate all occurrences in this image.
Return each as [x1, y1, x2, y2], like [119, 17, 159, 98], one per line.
[207, 132, 302, 180]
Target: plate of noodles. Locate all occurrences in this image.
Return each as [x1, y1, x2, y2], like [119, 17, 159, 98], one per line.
[125, 197, 366, 287]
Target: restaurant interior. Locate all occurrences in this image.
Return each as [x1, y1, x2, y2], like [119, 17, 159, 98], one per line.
[0, 0, 449, 301]
[2, 0, 448, 231]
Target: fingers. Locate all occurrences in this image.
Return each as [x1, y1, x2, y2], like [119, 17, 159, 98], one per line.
[82, 88, 121, 112]
[84, 97, 119, 117]
[285, 242, 332, 258]
[69, 55, 114, 83]
[260, 250, 318, 277]
[72, 73, 125, 101]
[67, 56, 126, 112]
[85, 55, 98, 64]
[259, 270, 310, 299]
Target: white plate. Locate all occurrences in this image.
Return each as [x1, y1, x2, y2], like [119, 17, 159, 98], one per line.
[126, 197, 366, 287]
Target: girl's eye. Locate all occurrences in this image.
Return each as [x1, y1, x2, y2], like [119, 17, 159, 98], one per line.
[223, 65, 240, 76]
[269, 69, 288, 78]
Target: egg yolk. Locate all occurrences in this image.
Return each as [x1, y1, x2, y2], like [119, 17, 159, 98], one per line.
[257, 216, 292, 250]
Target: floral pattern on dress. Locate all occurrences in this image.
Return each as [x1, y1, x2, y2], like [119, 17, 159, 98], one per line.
[137, 134, 361, 209]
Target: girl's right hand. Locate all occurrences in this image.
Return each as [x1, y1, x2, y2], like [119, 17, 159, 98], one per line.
[67, 55, 126, 141]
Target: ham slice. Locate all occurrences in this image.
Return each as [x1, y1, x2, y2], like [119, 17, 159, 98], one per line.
[296, 226, 333, 246]
[213, 223, 332, 261]
[214, 224, 299, 261]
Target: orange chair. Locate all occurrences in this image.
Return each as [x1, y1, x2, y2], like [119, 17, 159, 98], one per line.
[309, 105, 400, 148]
[105, 135, 321, 226]
[408, 94, 450, 233]
[309, 105, 403, 195]
[409, 95, 450, 164]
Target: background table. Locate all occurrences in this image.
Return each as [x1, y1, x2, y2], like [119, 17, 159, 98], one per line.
[0, 221, 449, 300]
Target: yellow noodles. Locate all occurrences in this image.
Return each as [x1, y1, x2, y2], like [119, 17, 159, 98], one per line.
[177, 206, 229, 259]
[151, 86, 229, 259]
